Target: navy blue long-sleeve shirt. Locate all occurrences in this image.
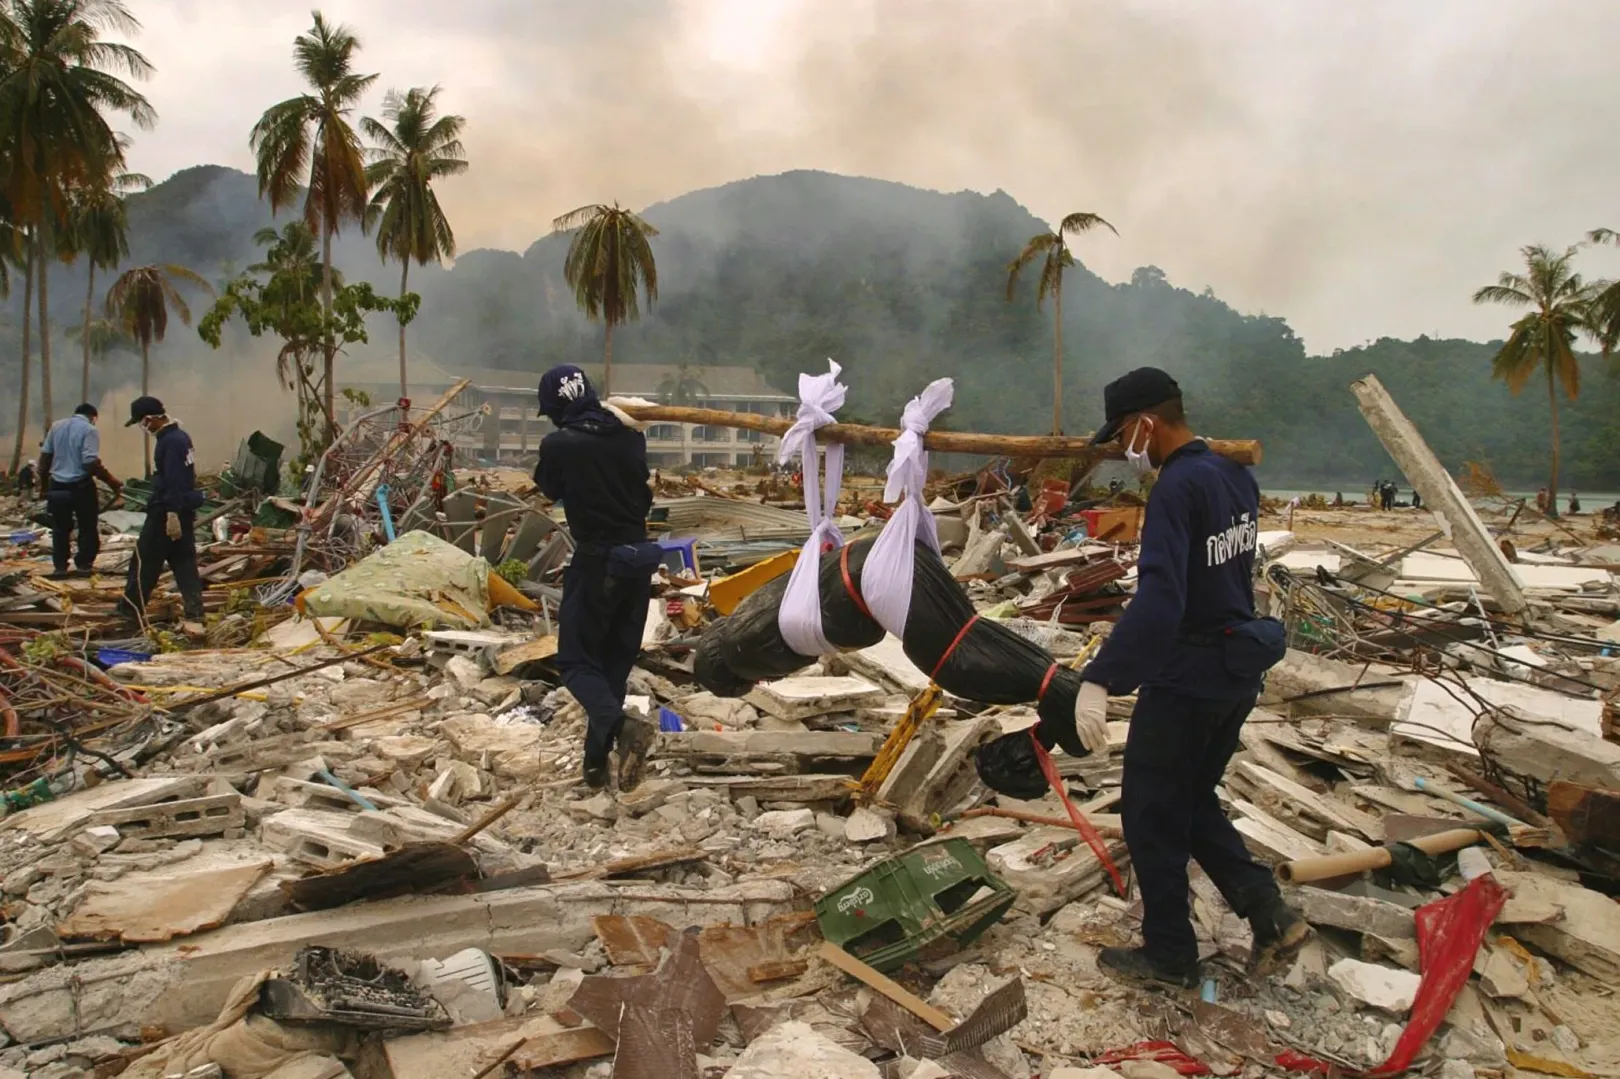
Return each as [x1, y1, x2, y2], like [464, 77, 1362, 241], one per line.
[534, 424, 651, 547]
[148, 424, 205, 514]
[1081, 440, 1262, 700]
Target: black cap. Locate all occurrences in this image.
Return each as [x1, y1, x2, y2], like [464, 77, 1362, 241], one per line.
[124, 395, 165, 427]
[73, 403, 97, 418]
[1092, 367, 1181, 446]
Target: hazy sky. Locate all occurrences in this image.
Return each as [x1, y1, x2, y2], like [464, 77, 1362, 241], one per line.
[125, 0, 1620, 353]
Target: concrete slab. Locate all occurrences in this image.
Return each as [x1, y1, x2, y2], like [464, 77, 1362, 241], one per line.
[259, 808, 386, 869]
[745, 675, 885, 721]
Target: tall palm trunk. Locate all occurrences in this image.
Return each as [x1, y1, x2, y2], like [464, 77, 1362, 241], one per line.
[397, 258, 409, 400]
[141, 340, 152, 479]
[81, 262, 96, 404]
[36, 223, 54, 428]
[320, 222, 336, 440]
[10, 237, 35, 475]
[603, 321, 614, 398]
[1545, 362, 1561, 518]
[1051, 280, 1064, 435]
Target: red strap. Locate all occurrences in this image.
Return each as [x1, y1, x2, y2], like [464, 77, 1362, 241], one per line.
[930, 613, 980, 682]
[1036, 663, 1059, 702]
[1030, 729, 1127, 897]
[840, 544, 874, 621]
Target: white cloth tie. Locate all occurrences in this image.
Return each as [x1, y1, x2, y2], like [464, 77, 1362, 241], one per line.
[776, 360, 848, 657]
[863, 378, 954, 638]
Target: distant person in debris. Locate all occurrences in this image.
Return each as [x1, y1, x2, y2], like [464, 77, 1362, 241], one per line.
[117, 396, 205, 631]
[38, 403, 124, 578]
[1536, 488, 1549, 513]
[1411, 488, 1422, 510]
[534, 365, 658, 793]
[16, 457, 35, 498]
[1071, 367, 1305, 989]
[1569, 491, 1581, 515]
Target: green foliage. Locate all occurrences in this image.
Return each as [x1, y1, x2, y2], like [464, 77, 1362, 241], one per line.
[493, 558, 527, 585]
[19, 631, 65, 664]
[199, 224, 418, 464]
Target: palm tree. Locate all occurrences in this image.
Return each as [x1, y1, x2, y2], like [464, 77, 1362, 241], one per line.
[1583, 229, 1620, 365]
[65, 314, 132, 389]
[0, 0, 154, 432]
[249, 221, 323, 280]
[250, 11, 375, 437]
[551, 203, 659, 396]
[362, 85, 467, 400]
[105, 263, 212, 475]
[1005, 212, 1117, 434]
[1472, 244, 1600, 517]
[68, 167, 150, 402]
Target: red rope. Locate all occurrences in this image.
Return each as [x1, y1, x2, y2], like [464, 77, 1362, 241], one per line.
[1035, 662, 1059, 702]
[1030, 729, 1126, 896]
[930, 613, 980, 682]
[839, 544, 874, 621]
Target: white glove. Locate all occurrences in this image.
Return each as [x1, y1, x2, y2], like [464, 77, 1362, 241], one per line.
[165, 512, 182, 540]
[1075, 681, 1109, 754]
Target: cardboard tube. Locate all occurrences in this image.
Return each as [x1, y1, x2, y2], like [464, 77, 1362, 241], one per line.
[1275, 827, 1487, 885]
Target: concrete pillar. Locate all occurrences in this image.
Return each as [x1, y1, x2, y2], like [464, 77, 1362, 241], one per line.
[1350, 374, 1526, 616]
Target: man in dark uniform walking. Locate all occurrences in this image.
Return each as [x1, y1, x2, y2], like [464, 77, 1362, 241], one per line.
[1077, 368, 1306, 988]
[534, 365, 657, 792]
[117, 396, 206, 632]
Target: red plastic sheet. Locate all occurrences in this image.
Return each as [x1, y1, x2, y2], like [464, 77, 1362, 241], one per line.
[1277, 873, 1508, 1077]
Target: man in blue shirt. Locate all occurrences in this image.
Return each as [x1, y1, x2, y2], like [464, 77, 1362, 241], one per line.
[1077, 368, 1306, 988]
[37, 404, 124, 578]
[116, 396, 205, 630]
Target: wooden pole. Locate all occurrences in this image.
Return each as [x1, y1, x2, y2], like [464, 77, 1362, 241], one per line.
[613, 401, 1262, 466]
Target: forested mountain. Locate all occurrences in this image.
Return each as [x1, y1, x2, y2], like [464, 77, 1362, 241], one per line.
[5, 166, 1618, 488]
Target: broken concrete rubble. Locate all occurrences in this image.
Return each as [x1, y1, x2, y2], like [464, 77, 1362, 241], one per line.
[3, 405, 1620, 1079]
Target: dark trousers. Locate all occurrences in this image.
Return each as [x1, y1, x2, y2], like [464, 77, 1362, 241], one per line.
[47, 480, 100, 572]
[556, 554, 652, 764]
[120, 509, 205, 620]
[1122, 686, 1280, 967]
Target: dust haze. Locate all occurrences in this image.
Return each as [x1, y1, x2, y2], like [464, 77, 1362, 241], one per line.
[123, 0, 1620, 351]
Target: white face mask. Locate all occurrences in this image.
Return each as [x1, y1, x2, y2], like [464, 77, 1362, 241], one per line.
[1124, 417, 1155, 475]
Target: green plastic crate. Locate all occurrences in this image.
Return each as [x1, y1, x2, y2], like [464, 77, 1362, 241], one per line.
[815, 837, 1017, 973]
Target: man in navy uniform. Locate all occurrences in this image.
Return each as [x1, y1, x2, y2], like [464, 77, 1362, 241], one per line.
[117, 396, 206, 631]
[534, 365, 657, 793]
[1075, 368, 1306, 987]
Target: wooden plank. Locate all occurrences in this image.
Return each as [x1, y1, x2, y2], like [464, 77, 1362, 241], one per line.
[1546, 781, 1620, 848]
[505, 1023, 617, 1073]
[553, 846, 707, 882]
[683, 774, 853, 803]
[817, 941, 954, 1031]
[616, 402, 1263, 465]
[1234, 762, 1382, 841]
[1232, 799, 1324, 864]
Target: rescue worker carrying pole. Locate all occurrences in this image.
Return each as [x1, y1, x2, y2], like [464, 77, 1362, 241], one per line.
[534, 365, 658, 792]
[1074, 367, 1307, 988]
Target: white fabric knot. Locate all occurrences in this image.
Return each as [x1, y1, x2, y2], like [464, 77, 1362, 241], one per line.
[776, 360, 848, 657]
[864, 378, 954, 638]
